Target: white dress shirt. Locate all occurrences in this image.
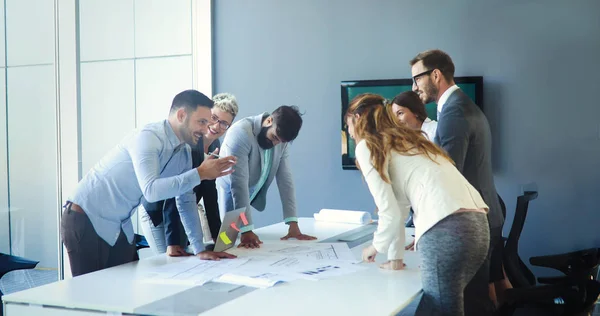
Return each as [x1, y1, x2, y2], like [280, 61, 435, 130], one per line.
[437, 84, 460, 113]
[421, 118, 438, 141]
[355, 139, 488, 261]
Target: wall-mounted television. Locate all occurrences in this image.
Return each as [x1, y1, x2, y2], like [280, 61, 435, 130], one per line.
[341, 77, 483, 170]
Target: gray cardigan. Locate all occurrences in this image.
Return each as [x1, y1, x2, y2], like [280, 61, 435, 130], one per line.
[216, 113, 297, 228]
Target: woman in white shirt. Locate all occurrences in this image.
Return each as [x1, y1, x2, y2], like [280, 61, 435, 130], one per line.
[346, 93, 491, 316]
[390, 91, 438, 141]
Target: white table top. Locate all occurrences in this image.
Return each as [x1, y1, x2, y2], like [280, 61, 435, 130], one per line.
[3, 218, 422, 316]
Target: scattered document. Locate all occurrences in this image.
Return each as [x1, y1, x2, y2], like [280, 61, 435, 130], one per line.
[215, 272, 287, 289]
[268, 243, 360, 263]
[212, 245, 364, 288]
[140, 257, 249, 286]
[138, 243, 363, 289]
[295, 260, 367, 281]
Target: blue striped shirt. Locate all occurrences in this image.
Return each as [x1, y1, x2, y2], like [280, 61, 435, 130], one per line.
[69, 120, 205, 254]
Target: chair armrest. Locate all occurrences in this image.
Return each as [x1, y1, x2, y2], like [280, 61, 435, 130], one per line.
[537, 276, 569, 285]
[530, 248, 600, 275]
[504, 284, 567, 306]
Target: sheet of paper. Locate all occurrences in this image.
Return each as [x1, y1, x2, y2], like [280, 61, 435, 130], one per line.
[213, 252, 365, 287]
[201, 281, 244, 292]
[214, 272, 287, 288]
[140, 257, 250, 286]
[267, 243, 359, 263]
[295, 260, 367, 281]
[211, 255, 302, 288]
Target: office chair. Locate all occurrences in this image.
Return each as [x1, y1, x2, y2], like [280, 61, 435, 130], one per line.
[405, 208, 415, 227]
[499, 191, 600, 316]
[498, 194, 508, 242]
[135, 234, 149, 251]
[498, 194, 506, 221]
[132, 234, 150, 261]
[0, 253, 39, 316]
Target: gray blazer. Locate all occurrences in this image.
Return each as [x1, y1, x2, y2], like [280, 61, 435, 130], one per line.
[434, 89, 504, 229]
[216, 113, 297, 227]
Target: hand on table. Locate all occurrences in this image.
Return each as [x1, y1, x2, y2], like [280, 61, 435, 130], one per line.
[196, 251, 237, 261]
[280, 222, 317, 241]
[238, 231, 263, 249]
[362, 245, 378, 262]
[166, 245, 191, 257]
[380, 259, 406, 270]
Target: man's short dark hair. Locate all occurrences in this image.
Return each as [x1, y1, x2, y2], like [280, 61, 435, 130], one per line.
[410, 49, 455, 82]
[170, 90, 214, 114]
[271, 105, 303, 142]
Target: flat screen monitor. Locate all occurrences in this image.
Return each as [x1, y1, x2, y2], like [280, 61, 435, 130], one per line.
[341, 77, 483, 170]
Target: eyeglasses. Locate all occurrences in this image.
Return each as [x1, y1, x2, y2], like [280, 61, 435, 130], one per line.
[211, 114, 231, 130]
[412, 69, 434, 86]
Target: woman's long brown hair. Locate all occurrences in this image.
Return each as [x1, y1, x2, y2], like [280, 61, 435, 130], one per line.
[345, 93, 452, 183]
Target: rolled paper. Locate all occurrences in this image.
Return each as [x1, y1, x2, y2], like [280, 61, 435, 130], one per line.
[313, 209, 372, 225]
[219, 231, 232, 245]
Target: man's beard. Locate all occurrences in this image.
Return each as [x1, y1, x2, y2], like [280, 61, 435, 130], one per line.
[422, 80, 438, 104]
[180, 119, 198, 146]
[257, 126, 274, 149]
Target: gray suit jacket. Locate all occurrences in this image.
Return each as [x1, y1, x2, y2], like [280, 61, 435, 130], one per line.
[434, 89, 504, 229]
[216, 113, 297, 227]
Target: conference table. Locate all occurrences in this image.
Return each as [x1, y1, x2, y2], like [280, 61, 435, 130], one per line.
[2, 218, 422, 316]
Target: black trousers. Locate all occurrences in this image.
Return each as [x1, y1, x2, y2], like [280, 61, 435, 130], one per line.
[61, 205, 136, 277]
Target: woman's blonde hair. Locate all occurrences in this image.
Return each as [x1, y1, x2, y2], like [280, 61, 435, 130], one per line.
[212, 93, 239, 119]
[345, 93, 452, 183]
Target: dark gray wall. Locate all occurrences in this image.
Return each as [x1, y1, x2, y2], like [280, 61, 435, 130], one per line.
[214, 0, 600, 273]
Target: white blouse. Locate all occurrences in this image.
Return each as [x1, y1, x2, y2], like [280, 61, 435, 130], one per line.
[355, 140, 488, 260]
[421, 118, 438, 141]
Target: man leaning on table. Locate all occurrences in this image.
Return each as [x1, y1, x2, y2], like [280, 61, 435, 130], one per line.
[217, 105, 316, 248]
[61, 90, 237, 277]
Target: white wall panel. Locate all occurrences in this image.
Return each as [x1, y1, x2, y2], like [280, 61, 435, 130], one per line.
[135, 56, 193, 127]
[79, 0, 135, 62]
[0, 69, 8, 254]
[134, 0, 192, 58]
[80, 60, 135, 174]
[5, 0, 54, 66]
[7, 65, 57, 268]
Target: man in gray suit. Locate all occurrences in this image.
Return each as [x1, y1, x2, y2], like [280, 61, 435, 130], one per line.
[217, 105, 316, 248]
[409, 49, 504, 315]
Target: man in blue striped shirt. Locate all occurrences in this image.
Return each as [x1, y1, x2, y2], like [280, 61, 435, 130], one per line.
[62, 90, 237, 276]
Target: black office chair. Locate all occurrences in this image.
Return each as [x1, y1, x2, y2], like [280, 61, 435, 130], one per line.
[135, 234, 149, 251]
[0, 253, 39, 316]
[498, 193, 506, 221]
[498, 194, 507, 242]
[405, 208, 415, 227]
[132, 234, 150, 261]
[499, 191, 600, 316]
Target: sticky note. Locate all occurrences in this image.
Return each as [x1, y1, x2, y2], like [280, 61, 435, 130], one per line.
[240, 213, 249, 225]
[230, 222, 240, 232]
[219, 231, 232, 245]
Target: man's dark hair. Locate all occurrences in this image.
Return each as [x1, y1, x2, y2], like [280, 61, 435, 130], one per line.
[271, 105, 303, 142]
[170, 90, 214, 114]
[391, 91, 428, 123]
[409, 49, 455, 82]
